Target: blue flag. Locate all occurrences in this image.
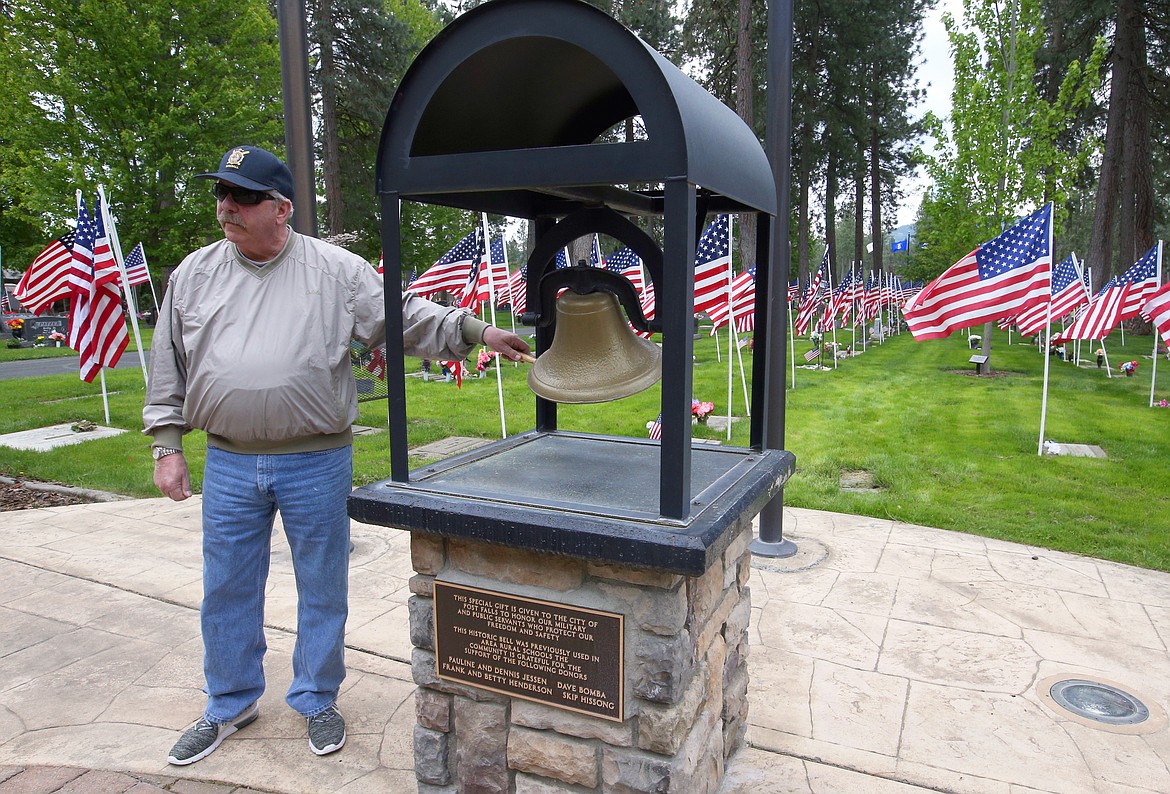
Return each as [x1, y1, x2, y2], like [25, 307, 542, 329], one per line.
[891, 238, 909, 252]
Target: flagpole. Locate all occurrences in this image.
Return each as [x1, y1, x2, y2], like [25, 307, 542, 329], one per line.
[482, 212, 507, 439]
[1100, 339, 1112, 377]
[98, 185, 149, 387]
[139, 245, 161, 316]
[826, 258, 838, 369]
[734, 323, 750, 418]
[72, 189, 109, 406]
[1150, 241, 1163, 408]
[1037, 203, 1054, 456]
[98, 369, 111, 424]
[788, 299, 796, 388]
[851, 264, 858, 354]
[725, 216, 735, 433]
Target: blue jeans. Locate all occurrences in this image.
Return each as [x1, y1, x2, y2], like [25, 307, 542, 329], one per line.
[200, 445, 352, 722]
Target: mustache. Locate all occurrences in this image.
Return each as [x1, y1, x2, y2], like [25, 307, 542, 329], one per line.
[218, 210, 246, 227]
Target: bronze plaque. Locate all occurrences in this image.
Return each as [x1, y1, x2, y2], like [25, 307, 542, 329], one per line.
[433, 581, 624, 721]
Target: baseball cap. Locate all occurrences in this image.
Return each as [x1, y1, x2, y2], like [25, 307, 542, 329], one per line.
[195, 146, 295, 201]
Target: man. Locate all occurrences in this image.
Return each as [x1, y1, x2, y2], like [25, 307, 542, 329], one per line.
[144, 145, 529, 765]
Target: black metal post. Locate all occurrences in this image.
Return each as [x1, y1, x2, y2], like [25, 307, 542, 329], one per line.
[752, 0, 797, 558]
[276, 0, 319, 236]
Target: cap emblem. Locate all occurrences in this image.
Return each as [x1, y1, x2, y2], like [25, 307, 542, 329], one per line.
[225, 148, 249, 170]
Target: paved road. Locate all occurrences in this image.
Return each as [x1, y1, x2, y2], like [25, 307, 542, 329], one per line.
[0, 350, 149, 380]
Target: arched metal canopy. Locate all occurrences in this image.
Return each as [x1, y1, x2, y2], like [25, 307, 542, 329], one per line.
[354, 0, 793, 562]
[376, 0, 776, 218]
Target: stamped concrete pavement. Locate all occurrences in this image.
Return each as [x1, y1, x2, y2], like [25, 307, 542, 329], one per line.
[0, 498, 1167, 793]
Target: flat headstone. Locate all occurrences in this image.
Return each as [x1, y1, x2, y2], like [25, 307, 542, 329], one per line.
[0, 423, 127, 452]
[1044, 442, 1107, 458]
[352, 425, 385, 437]
[702, 415, 741, 433]
[410, 436, 491, 458]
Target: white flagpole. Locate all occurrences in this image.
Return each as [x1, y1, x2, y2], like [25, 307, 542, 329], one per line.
[99, 369, 111, 424]
[825, 257, 838, 369]
[851, 264, 858, 355]
[1150, 241, 1163, 408]
[1100, 339, 1112, 377]
[788, 298, 796, 388]
[1037, 204, 1054, 456]
[725, 217, 735, 434]
[98, 185, 149, 387]
[74, 189, 109, 412]
[481, 213, 507, 439]
[139, 244, 161, 315]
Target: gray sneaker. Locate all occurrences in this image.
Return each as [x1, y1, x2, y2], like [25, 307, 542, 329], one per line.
[307, 704, 346, 756]
[167, 702, 259, 765]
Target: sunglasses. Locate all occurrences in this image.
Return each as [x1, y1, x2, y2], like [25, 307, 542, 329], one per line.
[212, 183, 277, 205]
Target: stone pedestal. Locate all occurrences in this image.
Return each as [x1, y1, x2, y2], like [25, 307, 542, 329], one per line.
[406, 515, 754, 793]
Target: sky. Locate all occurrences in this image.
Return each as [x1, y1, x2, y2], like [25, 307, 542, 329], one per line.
[896, 0, 963, 227]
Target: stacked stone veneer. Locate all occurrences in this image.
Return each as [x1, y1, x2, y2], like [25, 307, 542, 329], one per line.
[407, 515, 754, 794]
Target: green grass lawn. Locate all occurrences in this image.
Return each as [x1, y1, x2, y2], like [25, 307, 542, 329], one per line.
[2, 322, 1167, 571]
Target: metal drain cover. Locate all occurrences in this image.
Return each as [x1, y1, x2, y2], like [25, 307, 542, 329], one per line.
[1049, 679, 1149, 725]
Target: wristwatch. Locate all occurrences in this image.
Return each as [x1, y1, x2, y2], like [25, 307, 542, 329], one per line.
[152, 446, 182, 461]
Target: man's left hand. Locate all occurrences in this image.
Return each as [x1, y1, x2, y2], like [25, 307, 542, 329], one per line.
[482, 326, 532, 362]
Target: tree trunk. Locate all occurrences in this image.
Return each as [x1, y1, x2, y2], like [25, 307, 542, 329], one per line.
[1086, 0, 1141, 291]
[1120, 9, 1153, 265]
[796, 121, 811, 285]
[980, 321, 993, 375]
[734, 0, 757, 271]
[854, 161, 865, 272]
[316, 0, 345, 236]
[825, 150, 838, 276]
[868, 119, 883, 278]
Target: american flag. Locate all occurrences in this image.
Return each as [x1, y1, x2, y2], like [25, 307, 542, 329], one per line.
[407, 230, 479, 299]
[555, 248, 571, 269]
[826, 267, 856, 324]
[439, 358, 465, 388]
[366, 346, 387, 380]
[488, 237, 512, 306]
[803, 346, 821, 362]
[1141, 280, 1170, 347]
[794, 251, 828, 336]
[707, 266, 757, 332]
[457, 228, 487, 311]
[861, 274, 879, 320]
[506, 263, 528, 315]
[123, 242, 152, 288]
[647, 412, 662, 440]
[589, 234, 606, 268]
[1054, 242, 1161, 343]
[604, 247, 645, 295]
[0, 288, 10, 313]
[787, 280, 799, 302]
[1014, 254, 1089, 335]
[904, 204, 1052, 340]
[468, 230, 507, 309]
[13, 231, 76, 315]
[693, 215, 733, 317]
[1116, 242, 1161, 319]
[68, 195, 128, 382]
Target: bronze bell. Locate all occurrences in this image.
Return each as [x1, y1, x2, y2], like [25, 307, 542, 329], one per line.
[528, 290, 662, 403]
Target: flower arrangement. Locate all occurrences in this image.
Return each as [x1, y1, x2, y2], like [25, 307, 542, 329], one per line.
[1155, 399, 1169, 408]
[1119, 360, 1138, 376]
[691, 399, 715, 423]
[49, 331, 65, 341]
[6, 318, 24, 332]
[476, 348, 497, 372]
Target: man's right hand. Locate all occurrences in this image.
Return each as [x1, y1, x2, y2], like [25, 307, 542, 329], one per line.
[154, 453, 192, 502]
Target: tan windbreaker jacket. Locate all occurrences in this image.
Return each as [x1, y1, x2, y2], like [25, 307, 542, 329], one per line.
[143, 229, 488, 454]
